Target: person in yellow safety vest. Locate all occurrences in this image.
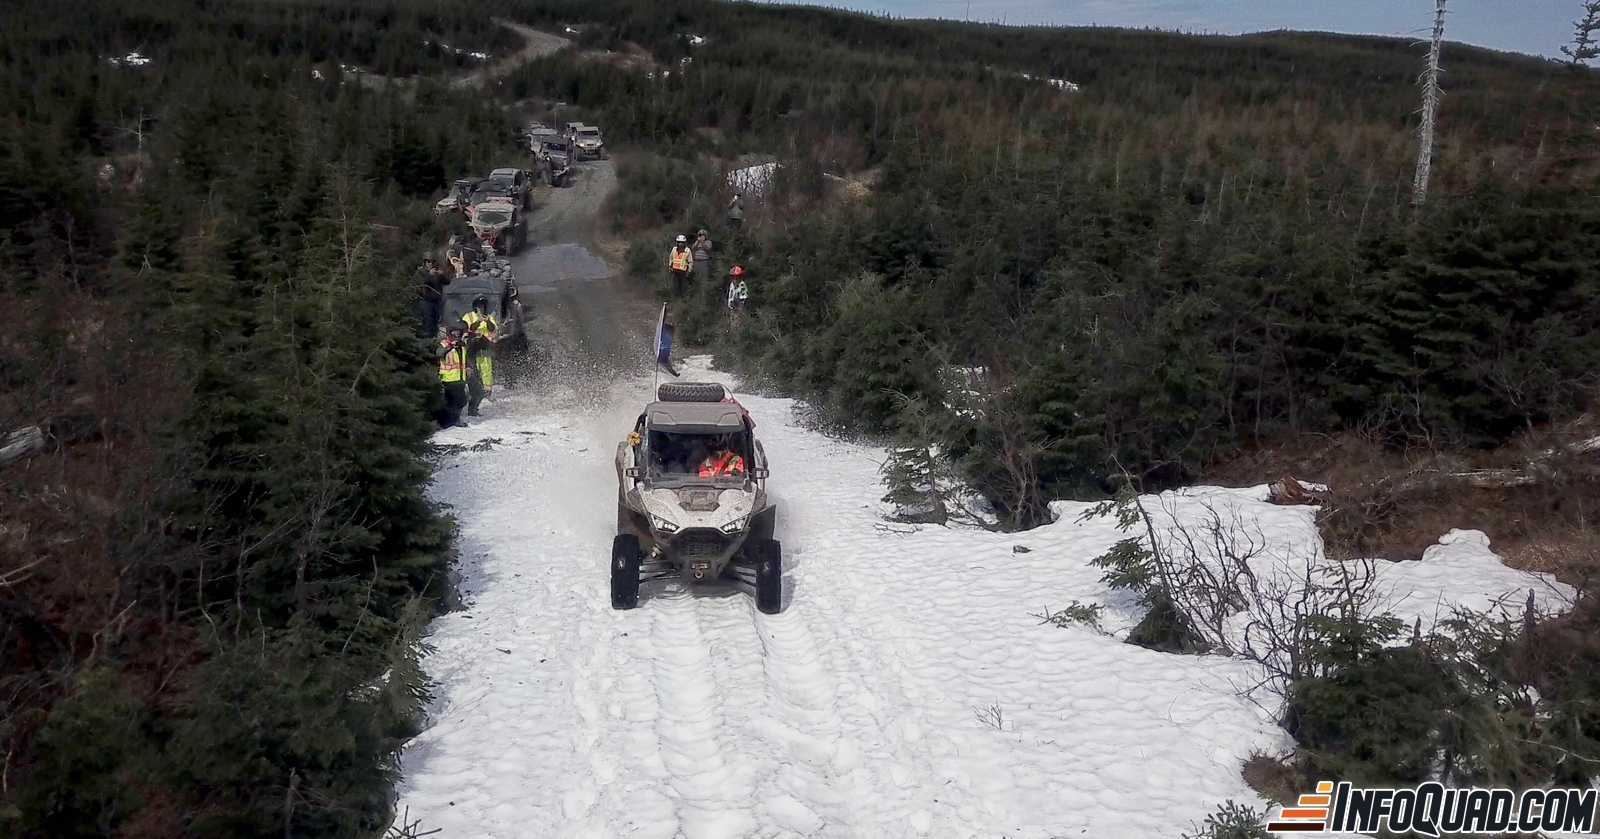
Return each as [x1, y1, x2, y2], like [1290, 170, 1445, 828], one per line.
[461, 295, 497, 417]
[667, 233, 693, 299]
[698, 436, 746, 477]
[438, 326, 470, 428]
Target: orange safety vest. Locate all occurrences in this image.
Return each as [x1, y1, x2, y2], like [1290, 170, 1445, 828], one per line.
[698, 450, 746, 477]
[439, 342, 467, 383]
[669, 247, 692, 272]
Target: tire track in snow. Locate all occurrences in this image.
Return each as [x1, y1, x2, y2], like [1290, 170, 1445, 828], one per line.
[761, 435, 989, 838]
[561, 606, 680, 839]
[649, 594, 760, 839]
[752, 608, 874, 837]
[540, 399, 681, 839]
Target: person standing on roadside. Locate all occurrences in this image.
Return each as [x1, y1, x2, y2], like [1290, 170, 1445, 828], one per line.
[461, 296, 497, 417]
[448, 234, 482, 277]
[691, 229, 714, 285]
[727, 193, 745, 231]
[668, 233, 693, 298]
[438, 326, 469, 428]
[415, 254, 449, 338]
[726, 265, 748, 324]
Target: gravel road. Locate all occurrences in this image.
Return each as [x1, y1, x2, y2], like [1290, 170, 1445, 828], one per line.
[509, 159, 659, 400]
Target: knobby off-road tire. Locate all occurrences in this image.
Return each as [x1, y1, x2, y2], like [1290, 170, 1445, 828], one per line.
[612, 534, 641, 610]
[754, 538, 782, 615]
[656, 381, 727, 403]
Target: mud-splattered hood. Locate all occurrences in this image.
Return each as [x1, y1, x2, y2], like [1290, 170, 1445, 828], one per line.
[638, 486, 754, 533]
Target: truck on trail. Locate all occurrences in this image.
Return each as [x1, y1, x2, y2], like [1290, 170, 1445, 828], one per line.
[565, 122, 606, 160]
[523, 121, 554, 151]
[535, 136, 572, 187]
[612, 382, 781, 613]
[487, 166, 533, 210]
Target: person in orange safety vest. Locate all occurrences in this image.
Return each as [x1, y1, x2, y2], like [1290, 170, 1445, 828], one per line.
[697, 437, 746, 477]
[668, 233, 693, 299]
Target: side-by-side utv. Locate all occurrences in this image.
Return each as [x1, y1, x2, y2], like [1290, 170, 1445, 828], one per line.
[612, 382, 781, 614]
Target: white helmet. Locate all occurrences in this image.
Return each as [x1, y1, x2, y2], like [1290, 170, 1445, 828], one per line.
[675, 234, 688, 243]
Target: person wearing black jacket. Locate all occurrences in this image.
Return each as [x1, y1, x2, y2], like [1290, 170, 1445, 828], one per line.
[416, 255, 449, 338]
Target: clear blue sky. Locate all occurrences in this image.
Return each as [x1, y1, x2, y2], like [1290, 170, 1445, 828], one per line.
[753, 0, 1585, 59]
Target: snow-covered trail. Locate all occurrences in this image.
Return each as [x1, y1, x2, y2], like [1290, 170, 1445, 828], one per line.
[397, 357, 1283, 838]
[397, 351, 1574, 837]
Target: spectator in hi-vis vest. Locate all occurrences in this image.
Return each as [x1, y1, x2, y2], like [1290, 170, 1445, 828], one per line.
[438, 326, 469, 428]
[461, 296, 497, 417]
[668, 234, 693, 299]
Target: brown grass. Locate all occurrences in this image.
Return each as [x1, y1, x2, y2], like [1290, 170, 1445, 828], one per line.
[1241, 752, 1305, 804]
[1205, 418, 1600, 590]
[1, 283, 203, 815]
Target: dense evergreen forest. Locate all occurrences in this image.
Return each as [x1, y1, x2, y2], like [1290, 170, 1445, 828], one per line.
[1, 1, 515, 835]
[4, 0, 1600, 835]
[497, 0, 1600, 525]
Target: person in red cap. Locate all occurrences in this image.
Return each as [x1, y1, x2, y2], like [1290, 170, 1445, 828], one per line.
[726, 264, 749, 323]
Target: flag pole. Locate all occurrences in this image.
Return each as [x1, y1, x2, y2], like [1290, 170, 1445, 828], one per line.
[653, 303, 666, 396]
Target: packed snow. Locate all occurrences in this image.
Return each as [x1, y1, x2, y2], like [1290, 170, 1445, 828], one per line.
[107, 52, 151, 67]
[727, 163, 777, 199]
[1016, 71, 1078, 92]
[395, 356, 1573, 838]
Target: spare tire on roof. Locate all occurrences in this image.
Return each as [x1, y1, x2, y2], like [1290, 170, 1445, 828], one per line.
[657, 382, 727, 403]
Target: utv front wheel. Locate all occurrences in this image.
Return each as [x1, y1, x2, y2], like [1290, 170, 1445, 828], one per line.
[612, 534, 641, 610]
[754, 539, 782, 614]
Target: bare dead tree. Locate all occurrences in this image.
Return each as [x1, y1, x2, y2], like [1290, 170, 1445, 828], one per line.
[1413, 0, 1448, 208]
[1103, 492, 1388, 717]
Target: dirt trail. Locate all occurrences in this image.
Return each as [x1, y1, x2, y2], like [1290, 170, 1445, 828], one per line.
[353, 19, 568, 91]
[450, 20, 569, 90]
[509, 159, 658, 400]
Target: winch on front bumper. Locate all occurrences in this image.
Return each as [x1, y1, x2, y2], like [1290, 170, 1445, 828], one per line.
[662, 528, 736, 581]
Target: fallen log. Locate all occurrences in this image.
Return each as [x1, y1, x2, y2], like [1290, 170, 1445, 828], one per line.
[0, 426, 46, 465]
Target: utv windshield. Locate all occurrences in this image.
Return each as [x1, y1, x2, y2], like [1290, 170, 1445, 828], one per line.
[474, 210, 511, 226]
[646, 430, 752, 487]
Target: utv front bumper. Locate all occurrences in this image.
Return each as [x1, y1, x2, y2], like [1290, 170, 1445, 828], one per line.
[657, 527, 746, 581]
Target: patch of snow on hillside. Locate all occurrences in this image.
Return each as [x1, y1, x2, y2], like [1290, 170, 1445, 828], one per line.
[1375, 528, 1573, 626]
[727, 163, 778, 198]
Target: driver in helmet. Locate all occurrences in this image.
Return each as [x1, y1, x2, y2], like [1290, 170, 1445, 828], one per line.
[697, 434, 746, 478]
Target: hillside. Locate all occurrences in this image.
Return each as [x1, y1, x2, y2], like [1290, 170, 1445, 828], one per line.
[501, 0, 1600, 518]
[3, 0, 1599, 836]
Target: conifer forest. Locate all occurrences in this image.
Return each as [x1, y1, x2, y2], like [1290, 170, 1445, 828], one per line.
[3, 0, 1599, 836]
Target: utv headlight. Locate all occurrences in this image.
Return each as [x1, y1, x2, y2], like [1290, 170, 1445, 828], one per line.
[717, 516, 748, 535]
[651, 515, 680, 534]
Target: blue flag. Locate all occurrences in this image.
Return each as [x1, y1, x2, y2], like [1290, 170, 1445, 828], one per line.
[654, 304, 678, 376]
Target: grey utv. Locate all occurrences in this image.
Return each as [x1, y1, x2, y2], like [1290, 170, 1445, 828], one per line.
[613, 382, 781, 613]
